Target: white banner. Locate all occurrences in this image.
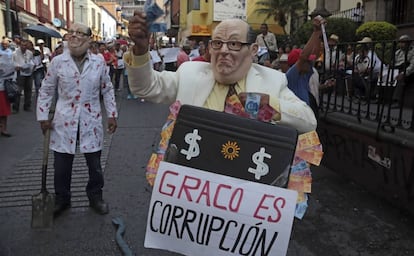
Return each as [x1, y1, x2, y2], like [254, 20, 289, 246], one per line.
[145, 161, 298, 256]
[213, 0, 247, 21]
[159, 47, 180, 63]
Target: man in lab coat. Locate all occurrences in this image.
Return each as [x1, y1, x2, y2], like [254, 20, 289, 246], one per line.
[37, 23, 118, 217]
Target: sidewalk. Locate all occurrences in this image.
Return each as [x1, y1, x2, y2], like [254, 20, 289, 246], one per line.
[1, 93, 414, 256]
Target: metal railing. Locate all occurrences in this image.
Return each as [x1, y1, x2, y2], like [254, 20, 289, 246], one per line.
[330, 7, 365, 24]
[318, 39, 414, 136]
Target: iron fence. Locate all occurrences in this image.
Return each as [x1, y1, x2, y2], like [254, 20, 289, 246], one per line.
[318, 39, 414, 136]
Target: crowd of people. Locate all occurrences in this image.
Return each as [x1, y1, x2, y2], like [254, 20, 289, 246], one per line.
[0, 33, 137, 137]
[0, 25, 121, 216]
[0, 35, 59, 136]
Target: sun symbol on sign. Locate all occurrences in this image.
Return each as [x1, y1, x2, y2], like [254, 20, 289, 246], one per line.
[221, 141, 240, 160]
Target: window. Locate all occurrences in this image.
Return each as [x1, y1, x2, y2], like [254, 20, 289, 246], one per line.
[187, 0, 200, 13]
[98, 13, 101, 32]
[392, 0, 414, 25]
[134, 0, 146, 5]
[92, 8, 96, 29]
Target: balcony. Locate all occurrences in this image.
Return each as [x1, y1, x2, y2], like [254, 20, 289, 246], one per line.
[330, 7, 364, 24]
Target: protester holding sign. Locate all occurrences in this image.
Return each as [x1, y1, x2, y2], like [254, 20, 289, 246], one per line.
[125, 12, 316, 133]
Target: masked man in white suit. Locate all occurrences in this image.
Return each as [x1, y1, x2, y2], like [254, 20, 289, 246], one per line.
[125, 12, 316, 134]
[37, 23, 118, 217]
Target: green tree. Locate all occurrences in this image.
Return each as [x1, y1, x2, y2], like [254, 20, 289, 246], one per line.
[255, 0, 306, 35]
[292, 17, 358, 45]
[356, 21, 397, 41]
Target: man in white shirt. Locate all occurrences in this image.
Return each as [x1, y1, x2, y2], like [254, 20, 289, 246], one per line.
[13, 39, 34, 112]
[36, 39, 52, 70]
[353, 37, 382, 100]
[324, 34, 344, 73]
[255, 23, 278, 65]
[392, 34, 414, 105]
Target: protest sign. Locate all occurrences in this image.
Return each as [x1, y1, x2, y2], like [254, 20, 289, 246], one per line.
[145, 161, 298, 256]
[159, 47, 180, 63]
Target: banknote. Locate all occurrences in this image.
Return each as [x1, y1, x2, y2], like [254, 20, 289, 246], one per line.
[145, 3, 164, 25]
[288, 175, 312, 193]
[294, 195, 308, 219]
[244, 93, 261, 119]
[297, 130, 321, 151]
[291, 168, 312, 177]
[296, 148, 324, 166]
[257, 104, 277, 122]
[224, 102, 250, 118]
[291, 159, 309, 173]
[149, 22, 167, 32]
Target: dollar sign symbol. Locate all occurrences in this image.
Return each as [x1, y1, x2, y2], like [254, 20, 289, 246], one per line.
[248, 147, 271, 180]
[180, 129, 202, 160]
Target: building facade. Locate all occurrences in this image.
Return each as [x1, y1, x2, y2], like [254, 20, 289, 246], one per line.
[165, 0, 284, 45]
[308, 0, 414, 37]
[1, 0, 73, 43]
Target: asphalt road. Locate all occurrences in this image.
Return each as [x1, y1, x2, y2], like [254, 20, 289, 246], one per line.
[0, 94, 413, 256]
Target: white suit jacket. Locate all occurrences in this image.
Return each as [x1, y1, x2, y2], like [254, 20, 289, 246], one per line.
[37, 52, 117, 154]
[127, 60, 316, 133]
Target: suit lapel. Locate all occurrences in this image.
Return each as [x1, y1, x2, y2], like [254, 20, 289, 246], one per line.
[191, 66, 215, 106]
[246, 65, 263, 92]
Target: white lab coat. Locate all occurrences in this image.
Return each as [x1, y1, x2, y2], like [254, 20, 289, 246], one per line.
[37, 51, 117, 154]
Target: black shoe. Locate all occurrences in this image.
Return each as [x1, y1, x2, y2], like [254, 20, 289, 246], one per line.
[89, 200, 109, 215]
[23, 107, 32, 112]
[54, 202, 71, 217]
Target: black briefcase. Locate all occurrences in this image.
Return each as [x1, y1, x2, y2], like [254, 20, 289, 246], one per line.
[166, 105, 298, 187]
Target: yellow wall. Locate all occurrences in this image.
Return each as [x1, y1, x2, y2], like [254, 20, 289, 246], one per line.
[246, 0, 284, 34]
[183, 0, 284, 38]
[0, 3, 6, 38]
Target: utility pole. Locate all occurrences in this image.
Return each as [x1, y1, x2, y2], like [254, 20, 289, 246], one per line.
[5, 0, 12, 37]
[80, 5, 84, 24]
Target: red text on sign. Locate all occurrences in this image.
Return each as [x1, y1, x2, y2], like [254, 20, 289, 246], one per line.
[158, 170, 243, 213]
[253, 194, 286, 223]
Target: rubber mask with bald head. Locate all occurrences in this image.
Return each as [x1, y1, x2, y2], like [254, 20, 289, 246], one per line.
[68, 23, 91, 58]
[210, 19, 258, 84]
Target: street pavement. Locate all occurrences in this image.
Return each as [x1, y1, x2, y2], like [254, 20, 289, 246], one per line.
[1, 92, 414, 256]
